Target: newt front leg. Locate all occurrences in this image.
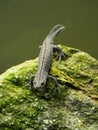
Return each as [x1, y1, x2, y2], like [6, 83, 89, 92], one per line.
[53, 45, 67, 60]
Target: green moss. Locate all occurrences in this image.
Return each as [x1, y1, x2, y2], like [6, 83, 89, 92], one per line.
[0, 45, 98, 130]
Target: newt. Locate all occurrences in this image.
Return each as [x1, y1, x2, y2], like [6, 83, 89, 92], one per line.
[30, 24, 66, 91]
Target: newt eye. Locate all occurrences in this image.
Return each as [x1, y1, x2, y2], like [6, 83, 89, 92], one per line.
[33, 81, 36, 85]
[41, 82, 44, 86]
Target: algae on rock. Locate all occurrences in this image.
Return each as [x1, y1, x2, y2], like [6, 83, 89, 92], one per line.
[0, 45, 98, 130]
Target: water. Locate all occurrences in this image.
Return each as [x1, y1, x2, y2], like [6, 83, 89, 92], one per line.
[0, 0, 98, 73]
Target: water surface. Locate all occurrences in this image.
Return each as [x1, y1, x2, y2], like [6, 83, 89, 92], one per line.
[0, 0, 98, 73]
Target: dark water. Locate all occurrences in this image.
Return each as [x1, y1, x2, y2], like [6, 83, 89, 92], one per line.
[0, 0, 98, 73]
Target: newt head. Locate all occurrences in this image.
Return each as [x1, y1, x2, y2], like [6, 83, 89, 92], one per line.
[33, 73, 48, 89]
[33, 80, 46, 89]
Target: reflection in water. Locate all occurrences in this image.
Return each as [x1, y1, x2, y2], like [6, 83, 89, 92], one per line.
[0, 0, 98, 73]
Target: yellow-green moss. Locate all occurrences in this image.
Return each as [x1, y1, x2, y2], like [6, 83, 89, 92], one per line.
[0, 45, 98, 130]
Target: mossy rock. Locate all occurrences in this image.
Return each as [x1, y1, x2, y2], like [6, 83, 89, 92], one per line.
[0, 45, 98, 130]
